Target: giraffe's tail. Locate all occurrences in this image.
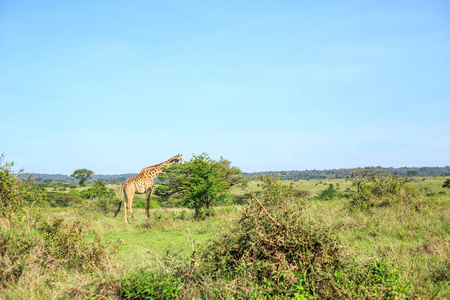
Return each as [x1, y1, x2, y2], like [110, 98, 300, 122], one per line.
[114, 185, 124, 218]
[114, 201, 122, 218]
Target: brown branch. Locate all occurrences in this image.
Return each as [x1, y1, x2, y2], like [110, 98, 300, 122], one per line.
[250, 193, 283, 228]
[212, 240, 238, 266]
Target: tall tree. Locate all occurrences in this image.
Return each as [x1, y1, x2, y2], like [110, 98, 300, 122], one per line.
[71, 168, 94, 185]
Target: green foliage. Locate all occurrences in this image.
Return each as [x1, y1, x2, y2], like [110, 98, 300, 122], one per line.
[193, 174, 410, 299]
[249, 166, 450, 180]
[251, 271, 312, 299]
[70, 168, 94, 185]
[38, 218, 114, 273]
[407, 170, 420, 177]
[257, 173, 297, 205]
[0, 217, 115, 287]
[39, 181, 119, 214]
[77, 180, 118, 214]
[0, 157, 115, 290]
[156, 153, 246, 219]
[333, 258, 411, 299]
[133, 196, 161, 210]
[347, 168, 420, 211]
[316, 183, 340, 201]
[0, 155, 43, 219]
[443, 179, 450, 189]
[44, 191, 83, 207]
[0, 230, 36, 286]
[36, 182, 77, 191]
[201, 175, 341, 297]
[118, 269, 181, 299]
[79, 180, 115, 199]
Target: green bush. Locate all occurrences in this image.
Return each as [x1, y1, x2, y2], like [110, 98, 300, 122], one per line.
[39, 218, 114, 273]
[44, 191, 83, 207]
[0, 230, 37, 287]
[0, 156, 116, 289]
[0, 155, 43, 219]
[79, 180, 115, 199]
[316, 183, 340, 200]
[347, 169, 420, 211]
[200, 175, 341, 298]
[333, 259, 410, 299]
[119, 269, 181, 300]
[443, 179, 450, 189]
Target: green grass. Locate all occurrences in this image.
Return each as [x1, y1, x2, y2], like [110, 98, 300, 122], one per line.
[2, 176, 449, 299]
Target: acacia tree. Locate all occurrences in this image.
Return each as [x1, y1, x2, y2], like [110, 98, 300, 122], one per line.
[71, 168, 94, 185]
[155, 153, 246, 219]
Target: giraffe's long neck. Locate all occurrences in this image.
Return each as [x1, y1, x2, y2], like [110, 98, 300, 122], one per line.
[140, 156, 178, 178]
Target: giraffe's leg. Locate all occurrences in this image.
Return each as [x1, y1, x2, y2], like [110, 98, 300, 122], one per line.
[123, 191, 128, 223]
[145, 188, 153, 219]
[128, 192, 136, 222]
[124, 187, 136, 223]
[123, 187, 128, 224]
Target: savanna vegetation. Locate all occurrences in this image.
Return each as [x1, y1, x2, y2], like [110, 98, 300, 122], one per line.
[1, 153, 449, 299]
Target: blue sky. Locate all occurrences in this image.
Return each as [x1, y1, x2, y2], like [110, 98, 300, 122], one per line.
[1, 0, 449, 174]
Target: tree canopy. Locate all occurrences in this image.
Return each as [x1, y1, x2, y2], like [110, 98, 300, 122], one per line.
[71, 168, 94, 185]
[155, 153, 246, 218]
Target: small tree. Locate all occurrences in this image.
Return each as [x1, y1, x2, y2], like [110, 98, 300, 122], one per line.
[71, 169, 94, 185]
[155, 153, 246, 219]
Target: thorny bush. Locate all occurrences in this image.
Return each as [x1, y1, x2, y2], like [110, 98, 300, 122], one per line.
[347, 168, 421, 211]
[199, 174, 342, 298]
[193, 174, 410, 299]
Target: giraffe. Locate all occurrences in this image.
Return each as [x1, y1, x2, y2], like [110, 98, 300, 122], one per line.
[115, 154, 183, 223]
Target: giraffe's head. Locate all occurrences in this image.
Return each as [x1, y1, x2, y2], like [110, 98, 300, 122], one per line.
[173, 154, 183, 164]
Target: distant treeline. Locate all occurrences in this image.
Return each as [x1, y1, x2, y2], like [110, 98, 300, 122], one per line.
[245, 166, 450, 180]
[21, 166, 450, 184]
[20, 173, 139, 184]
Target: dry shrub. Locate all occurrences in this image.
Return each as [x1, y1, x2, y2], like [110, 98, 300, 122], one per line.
[191, 175, 411, 299]
[203, 195, 341, 284]
[196, 175, 342, 298]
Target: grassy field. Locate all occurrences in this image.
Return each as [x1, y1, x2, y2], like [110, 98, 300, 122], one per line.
[1, 176, 449, 299]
